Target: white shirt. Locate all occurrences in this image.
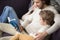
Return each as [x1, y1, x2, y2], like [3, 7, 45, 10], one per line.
[20, 7, 50, 34]
[29, 25, 50, 38]
[20, 5, 60, 35]
[22, 8, 41, 34]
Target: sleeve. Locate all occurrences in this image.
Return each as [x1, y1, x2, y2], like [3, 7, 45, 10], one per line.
[22, 10, 33, 20]
[46, 22, 60, 34]
[46, 14, 60, 34]
[20, 14, 33, 28]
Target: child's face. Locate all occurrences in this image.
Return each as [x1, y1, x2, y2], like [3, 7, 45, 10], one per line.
[40, 16, 46, 25]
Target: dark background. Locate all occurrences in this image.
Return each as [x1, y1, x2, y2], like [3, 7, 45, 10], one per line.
[0, 0, 31, 19]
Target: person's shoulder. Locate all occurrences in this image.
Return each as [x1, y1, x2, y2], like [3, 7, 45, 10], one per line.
[43, 5, 55, 10]
[43, 5, 58, 14]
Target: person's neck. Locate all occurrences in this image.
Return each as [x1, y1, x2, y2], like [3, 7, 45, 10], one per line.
[42, 4, 49, 9]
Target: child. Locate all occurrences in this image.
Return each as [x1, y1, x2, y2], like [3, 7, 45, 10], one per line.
[38, 10, 55, 33]
[10, 10, 55, 40]
[35, 10, 55, 40]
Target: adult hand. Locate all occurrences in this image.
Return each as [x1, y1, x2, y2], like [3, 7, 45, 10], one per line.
[19, 25, 24, 32]
[29, 4, 38, 11]
[34, 31, 48, 40]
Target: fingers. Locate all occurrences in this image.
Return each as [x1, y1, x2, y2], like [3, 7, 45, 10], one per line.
[34, 33, 44, 40]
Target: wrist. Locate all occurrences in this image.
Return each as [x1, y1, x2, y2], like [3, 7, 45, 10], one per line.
[43, 31, 48, 37]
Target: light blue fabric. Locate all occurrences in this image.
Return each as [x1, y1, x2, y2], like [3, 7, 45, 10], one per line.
[0, 6, 20, 32]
